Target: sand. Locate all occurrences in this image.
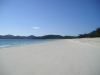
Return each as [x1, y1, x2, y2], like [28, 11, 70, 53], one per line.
[0, 39, 100, 75]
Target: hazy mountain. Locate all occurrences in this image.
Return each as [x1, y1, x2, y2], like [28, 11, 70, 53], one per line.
[0, 35, 36, 39]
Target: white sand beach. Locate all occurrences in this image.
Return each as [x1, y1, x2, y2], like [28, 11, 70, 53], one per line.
[0, 38, 100, 75]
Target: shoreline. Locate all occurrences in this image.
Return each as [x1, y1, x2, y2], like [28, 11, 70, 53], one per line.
[0, 39, 59, 49]
[0, 39, 100, 75]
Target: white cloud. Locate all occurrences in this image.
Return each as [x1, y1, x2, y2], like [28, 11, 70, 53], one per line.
[33, 27, 40, 29]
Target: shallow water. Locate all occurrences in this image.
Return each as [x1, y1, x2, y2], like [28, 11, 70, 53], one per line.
[0, 39, 56, 48]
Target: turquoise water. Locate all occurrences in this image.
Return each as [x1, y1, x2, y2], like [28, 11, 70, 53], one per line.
[0, 39, 56, 48]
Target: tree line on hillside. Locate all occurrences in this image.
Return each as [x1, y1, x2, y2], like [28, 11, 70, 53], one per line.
[78, 27, 100, 38]
[0, 27, 100, 39]
[34, 35, 76, 39]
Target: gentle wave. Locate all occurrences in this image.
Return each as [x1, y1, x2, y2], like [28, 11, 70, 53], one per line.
[0, 45, 10, 48]
[0, 39, 57, 48]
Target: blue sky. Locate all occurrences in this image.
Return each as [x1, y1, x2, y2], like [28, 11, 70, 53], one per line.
[0, 0, 100, 36]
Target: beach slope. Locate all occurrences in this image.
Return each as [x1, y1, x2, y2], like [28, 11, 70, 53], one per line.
[0, 39, 100, 75]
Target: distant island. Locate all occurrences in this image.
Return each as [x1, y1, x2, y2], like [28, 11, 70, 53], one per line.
[0, 27, 100, 39]
[0, 35, 36, 39]
[0, 35, 76, 39]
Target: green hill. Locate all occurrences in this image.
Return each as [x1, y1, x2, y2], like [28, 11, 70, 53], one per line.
[78, 28, 100, 38]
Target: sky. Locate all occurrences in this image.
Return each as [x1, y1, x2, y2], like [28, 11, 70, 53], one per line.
[0, 0, 100, 36]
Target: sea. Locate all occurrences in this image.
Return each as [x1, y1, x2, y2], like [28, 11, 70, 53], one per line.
[0, 39, 56, 48]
